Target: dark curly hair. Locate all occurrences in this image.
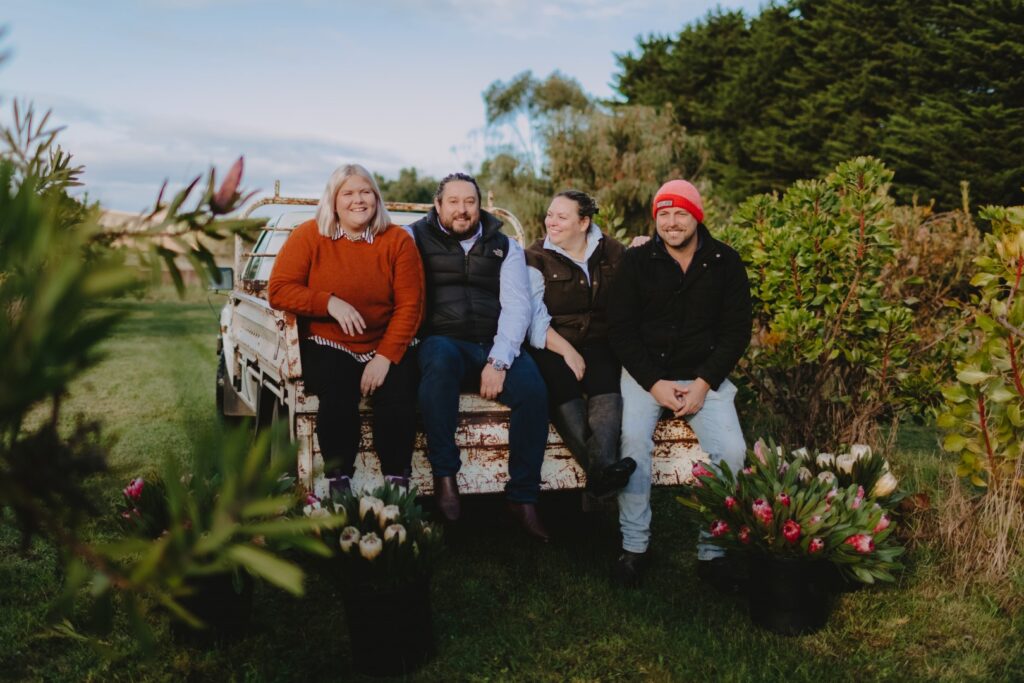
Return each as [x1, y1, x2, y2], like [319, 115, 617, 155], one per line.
[434, 172, 482, 203]
[554, 189, 599, 219]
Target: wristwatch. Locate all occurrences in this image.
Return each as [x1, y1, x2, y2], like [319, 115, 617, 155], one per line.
[486, 357, 510, 371]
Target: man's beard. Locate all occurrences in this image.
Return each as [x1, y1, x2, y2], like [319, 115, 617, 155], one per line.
[441, 212, 478, 240]
[663, 230, 696, 252]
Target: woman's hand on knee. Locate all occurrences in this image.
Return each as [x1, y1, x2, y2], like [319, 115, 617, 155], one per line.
[561, 348, 586, 381]
[361, 355, 391, 396]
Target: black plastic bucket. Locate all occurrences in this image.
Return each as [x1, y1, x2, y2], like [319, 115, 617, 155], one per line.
[171, 572, 254, 644]
[747, 555, 833, 636]
[342, 578, 436, 677]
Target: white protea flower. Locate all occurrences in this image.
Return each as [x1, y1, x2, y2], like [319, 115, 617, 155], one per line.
[792, 447, 809, 459]
[309, 507, 330, 519]
[359, 496, 384, 522]
[359, 532, 383, 560]
[378, 504, 401, 529]
[797, 467, 813, 484]
[850, 444, 872, 460]
[817, 471, 837, 485]
[339, 526, 361, 553]
[302, 500, 322, 517]
[872, 472, 899, 497]
[384, 523, 407, 545]
[835, 454, 856, 474]
[816, 453, 835, 468]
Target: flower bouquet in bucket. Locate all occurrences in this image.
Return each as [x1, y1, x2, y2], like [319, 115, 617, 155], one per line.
[321, 482, 444, 677]
[679, 439, 905, 635]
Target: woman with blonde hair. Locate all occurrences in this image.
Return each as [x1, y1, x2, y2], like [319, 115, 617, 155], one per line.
[269, 164, 425, 492]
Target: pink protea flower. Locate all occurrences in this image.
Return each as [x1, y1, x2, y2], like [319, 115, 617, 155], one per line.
[692, 461, 714, 480]
[851, 485, 865, 510]
[753, 440, 768, 465]
[724, 496, 737, 511]
[738, 525, 752, 544]
[752, 499, 773, 525]
[873, 514, 891, 534]
[776, 492, 791, 507]
[782, 519, 801, 543]
[808, 537, 825, 554]
[742, 467, 754, 475]
[305, 493, 320, 506]
[826, 488, 839, 502]
[809, 515, 822, 526]
[124, 478, 144, 501]
[710, 520, 730, 537]
[845, 534, 875, 554]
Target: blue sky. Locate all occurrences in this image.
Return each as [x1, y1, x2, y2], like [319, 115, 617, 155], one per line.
[2, 0, 765, 210]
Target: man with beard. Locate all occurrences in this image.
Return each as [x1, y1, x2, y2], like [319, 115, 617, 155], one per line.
[407, 173, 550, 541]
[607, 179, 752, 586]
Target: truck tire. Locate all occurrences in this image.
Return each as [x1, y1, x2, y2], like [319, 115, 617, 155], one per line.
[217, 350, 243, 428]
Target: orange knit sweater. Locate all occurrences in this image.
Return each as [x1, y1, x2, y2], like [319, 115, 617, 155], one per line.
[267, 220, 425, 363]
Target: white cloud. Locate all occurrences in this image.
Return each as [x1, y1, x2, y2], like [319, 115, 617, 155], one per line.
[10, 96, 407, 210]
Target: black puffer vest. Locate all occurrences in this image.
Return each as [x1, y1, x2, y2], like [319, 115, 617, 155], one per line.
[410, 208, 509, 343]
[525, 231, 624, 348]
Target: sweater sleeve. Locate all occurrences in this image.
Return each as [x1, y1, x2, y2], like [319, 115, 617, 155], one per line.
[376, 230, 426, 364]
[607, 249, 665, 392]
[267, 224, 332, 317]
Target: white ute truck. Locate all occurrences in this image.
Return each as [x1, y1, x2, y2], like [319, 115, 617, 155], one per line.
[215, 186, 705, 498]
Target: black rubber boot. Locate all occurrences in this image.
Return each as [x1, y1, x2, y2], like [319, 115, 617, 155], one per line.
[551, 398, 591, 471]
[585, 394, 635, 497]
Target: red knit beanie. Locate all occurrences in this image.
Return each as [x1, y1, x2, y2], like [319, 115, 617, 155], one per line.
[652, 179, 703, 222]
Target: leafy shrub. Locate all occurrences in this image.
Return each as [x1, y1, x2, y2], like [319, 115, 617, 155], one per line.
[725, 157, 921, 449]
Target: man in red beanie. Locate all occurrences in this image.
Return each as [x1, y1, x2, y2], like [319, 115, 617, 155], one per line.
[607, 179, 752, 588]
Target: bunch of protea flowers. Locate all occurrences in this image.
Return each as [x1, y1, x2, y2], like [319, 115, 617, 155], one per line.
[678, 438, 904, 585]
[323, 482, 443, 590]
[115, 476, 171, 539]
[793, 444, 900, 501]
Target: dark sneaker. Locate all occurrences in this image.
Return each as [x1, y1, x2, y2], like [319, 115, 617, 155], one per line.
[612, 550, 648, 587]
[696, 556, 747, 594]
[328, 475, 352, 497]
[384, 474, 411, 491]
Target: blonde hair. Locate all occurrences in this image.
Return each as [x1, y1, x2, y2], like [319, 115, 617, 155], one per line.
[315, 164, 392, 238]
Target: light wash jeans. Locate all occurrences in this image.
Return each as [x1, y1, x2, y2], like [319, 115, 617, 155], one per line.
[618, 370, 746, 558]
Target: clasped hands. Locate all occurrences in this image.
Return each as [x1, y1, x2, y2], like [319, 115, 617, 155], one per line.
[650, 378, 710, 417]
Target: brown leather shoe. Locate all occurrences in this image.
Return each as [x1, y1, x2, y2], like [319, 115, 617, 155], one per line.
[506, 501, 550, 543]
[433, 476, 461, 522]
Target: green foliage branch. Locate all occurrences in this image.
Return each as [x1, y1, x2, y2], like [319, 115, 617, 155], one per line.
[939, 204, 1024, 488]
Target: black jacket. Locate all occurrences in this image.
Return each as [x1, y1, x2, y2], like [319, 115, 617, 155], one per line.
[607, 224, 751, 391]
[409, 208, 509, 343]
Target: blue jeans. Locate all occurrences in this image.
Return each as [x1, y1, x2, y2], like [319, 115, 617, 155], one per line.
[618, 370, 746, 558]
[417, 335, 549, 503]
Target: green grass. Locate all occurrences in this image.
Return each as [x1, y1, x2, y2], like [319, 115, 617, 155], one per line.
[2, 292, 1024, 682]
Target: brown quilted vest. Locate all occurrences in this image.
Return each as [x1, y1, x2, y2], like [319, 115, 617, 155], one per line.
[525, 232, 625, 348]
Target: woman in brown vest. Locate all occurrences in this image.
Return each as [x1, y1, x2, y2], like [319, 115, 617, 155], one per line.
[526, 190, 636, 498]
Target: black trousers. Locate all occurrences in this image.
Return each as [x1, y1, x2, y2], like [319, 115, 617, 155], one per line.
[528, 342, 621, 406]
[301, 341, 419, 478]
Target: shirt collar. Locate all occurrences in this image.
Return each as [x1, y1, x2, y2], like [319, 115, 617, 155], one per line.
[543, 223, 602, 262]
[332, 226, 374, 243]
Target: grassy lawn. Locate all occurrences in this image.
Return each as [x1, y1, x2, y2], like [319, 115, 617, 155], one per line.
[2, 292, 1023, 682]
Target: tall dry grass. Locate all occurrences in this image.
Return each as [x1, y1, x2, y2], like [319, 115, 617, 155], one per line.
[934, 457, 1024, 612]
